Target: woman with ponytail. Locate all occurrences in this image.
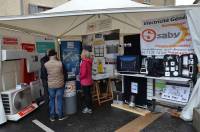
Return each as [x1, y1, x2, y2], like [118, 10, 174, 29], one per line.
[80, 49, 93, 114]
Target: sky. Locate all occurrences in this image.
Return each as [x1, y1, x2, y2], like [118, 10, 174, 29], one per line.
[176, 0, 195, 5]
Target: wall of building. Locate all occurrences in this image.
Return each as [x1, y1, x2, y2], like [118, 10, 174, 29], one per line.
[29, 0, 68, 7]
[0, 0, 68, 16]
[0, 0, 21, 16]
[152, 0, 175, 6]
[134, 0, 175, 5]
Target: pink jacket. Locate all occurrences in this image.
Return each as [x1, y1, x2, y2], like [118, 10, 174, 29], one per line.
[80, 58, 93, 86]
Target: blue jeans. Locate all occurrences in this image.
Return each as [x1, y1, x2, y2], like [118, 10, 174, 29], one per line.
[48, 87, 64, 118]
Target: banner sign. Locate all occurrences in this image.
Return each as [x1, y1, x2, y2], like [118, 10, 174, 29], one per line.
[60, 41, 81, 80]
[3, 37, 18, 45]
[36, 42, 55, 53]
[87, 18, 112, 33]
[21, 43, 36, 52]
[140, 14, 194, 55]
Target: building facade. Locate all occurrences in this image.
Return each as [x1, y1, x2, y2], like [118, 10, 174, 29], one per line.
[0, 0, 68, 16]
[193, 0, 200, 4]
[134, 0, 175, 6]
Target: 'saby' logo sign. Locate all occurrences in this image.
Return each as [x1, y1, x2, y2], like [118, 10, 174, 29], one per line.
[141, 14, 194, 55]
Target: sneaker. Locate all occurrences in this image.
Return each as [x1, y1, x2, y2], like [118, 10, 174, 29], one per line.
[58, 116, 68, 121]
[50, 117, 55, 122]
[87, 109, 92, 114]
[82, 107, 92, 114]
[82, 107, 89, 113]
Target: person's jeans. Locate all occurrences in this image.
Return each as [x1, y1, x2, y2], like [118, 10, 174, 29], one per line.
[48, 87, 64, 118]
[82, 85, 92, 109]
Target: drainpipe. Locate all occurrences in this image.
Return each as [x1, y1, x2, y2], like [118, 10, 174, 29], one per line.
[0, 36, 4, 91]
[20, 0, 24, 15]
[164, 0, 167, 6]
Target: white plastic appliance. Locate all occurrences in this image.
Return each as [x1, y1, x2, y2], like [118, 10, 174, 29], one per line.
[0, 94, 7, 124]
[1, 86, 32, 115]
[30, 80, 43, 101]
[25, 52, 41, 73]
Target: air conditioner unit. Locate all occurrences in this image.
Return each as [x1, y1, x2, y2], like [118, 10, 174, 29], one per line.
[30, 80, 43, 101]
[1, 87, 32, 115]
[1, 49, 25, 61]
[25, 52, 41, 73]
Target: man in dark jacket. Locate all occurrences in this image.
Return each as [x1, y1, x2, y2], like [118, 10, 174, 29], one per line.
[40, 51, 49, 102]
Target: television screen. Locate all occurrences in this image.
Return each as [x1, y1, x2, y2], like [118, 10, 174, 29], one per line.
[117, 55, 140, 73]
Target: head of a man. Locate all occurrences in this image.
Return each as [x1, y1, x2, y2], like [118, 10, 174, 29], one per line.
[48, 49, 57, 57]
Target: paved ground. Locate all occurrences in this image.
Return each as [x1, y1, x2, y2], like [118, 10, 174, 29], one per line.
[141, 113, 196, 132]
[0, 103, 138, 132]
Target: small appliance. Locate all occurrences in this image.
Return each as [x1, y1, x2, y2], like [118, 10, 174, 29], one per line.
[180, 54, 198, 79]
[147, 56, 164, 77]
[163, 55, 180, 77]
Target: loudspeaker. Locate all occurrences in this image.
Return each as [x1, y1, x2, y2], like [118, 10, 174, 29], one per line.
[147, 56, 164, 77]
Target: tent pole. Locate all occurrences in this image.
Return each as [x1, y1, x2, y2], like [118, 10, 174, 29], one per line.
[104, 14, 141, 30]
[58, 15, 96, 38]
[0, 36, 3, 91]
[55, 38, 61, 60]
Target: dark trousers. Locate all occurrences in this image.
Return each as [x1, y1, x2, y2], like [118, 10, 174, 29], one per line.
[42, 79, 49, 102]
[82, 85, 92, 109]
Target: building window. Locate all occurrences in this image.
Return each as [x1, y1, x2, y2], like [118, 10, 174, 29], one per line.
[143, 0, 151, 4]
[29, 4, 52, 14]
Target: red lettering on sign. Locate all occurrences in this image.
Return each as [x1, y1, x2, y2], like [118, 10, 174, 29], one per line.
[18, 105, 36, 117]
[3, 37, 18, 45]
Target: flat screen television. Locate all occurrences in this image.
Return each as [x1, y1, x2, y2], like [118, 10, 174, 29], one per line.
[117, 55, 140, 73]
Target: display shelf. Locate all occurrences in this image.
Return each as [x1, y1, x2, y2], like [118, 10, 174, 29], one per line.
[119, 73, 193, 111]
[119, 73, 191, 82]
[152, 96, 187, 106]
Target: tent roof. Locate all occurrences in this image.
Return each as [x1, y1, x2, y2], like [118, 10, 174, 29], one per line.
[43, 0, 151, 13]
[0, 3, 199, 37]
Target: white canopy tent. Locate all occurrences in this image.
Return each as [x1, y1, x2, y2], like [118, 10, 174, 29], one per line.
[0, 1, 198, 38]
[43, 0, 151, 13]
[0, 0, 200, 121]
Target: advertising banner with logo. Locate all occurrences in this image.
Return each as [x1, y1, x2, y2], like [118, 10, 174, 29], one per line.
[140, 14, 194, 55]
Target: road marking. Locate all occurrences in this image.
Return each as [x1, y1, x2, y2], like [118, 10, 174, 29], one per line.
[32, 119, 54, 132]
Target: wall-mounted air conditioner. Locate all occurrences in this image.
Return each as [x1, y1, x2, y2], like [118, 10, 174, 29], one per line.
[1, 86, 32, 115]
[25, 52, 41, 73]
[30, 80, 43, 101]
[1, 50, 25, 61]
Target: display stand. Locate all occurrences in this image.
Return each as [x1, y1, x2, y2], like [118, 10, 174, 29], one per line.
[1, 50, 41, 121]
[119, 73, 192, 111]
[111, 103, 150, 116]
[92, 74, 113, 105]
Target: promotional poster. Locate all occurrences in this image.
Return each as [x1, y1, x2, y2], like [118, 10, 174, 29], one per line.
[141, 14, 194, 55]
